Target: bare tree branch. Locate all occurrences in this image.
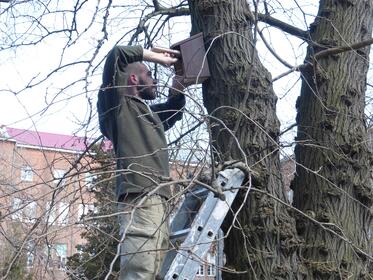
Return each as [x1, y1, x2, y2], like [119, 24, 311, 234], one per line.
[256, 13, 309, 40]
[314, 37, 373, 59]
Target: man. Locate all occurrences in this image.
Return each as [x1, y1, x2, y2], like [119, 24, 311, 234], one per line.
[97, 45, 187, 279]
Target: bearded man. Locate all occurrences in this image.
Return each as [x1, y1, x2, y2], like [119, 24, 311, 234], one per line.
[97, 45, 188, 279]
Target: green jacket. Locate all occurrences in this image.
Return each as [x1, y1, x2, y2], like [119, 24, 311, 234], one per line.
[97, 46, 185, 199]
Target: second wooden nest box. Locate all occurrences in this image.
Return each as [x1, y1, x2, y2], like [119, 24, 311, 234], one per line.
[171, 33, 210, 83]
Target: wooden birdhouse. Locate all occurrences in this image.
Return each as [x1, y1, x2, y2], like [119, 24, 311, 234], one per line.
[171, 33, 210, 84]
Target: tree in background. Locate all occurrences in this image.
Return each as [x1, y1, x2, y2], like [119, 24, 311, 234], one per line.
[1, 223, 32, 280]
[67, 145, 120, 280]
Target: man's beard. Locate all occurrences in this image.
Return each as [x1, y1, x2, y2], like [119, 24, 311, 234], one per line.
[137, 82, 156, 100]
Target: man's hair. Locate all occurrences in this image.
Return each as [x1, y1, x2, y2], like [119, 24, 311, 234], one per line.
[125, 62, 145, 76]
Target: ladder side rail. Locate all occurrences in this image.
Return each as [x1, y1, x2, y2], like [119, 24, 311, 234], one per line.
[177, 187, 240, 279]
[164, 168, 245, 280]
[165, 191, 218, 278]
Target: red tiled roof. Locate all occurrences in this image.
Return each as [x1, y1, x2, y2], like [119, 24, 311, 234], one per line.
[4, 127, 91, 152]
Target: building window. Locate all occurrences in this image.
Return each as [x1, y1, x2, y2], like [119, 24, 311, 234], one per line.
[24, 201, 37, 223]
[46, 201, 71, 225]
[53, 169, 66, 185]
[26, 251, 34, 268]
[55, 244, 67, 270]
[85, 172, 97, 191]
[11, 197, 22, 220]
[46, 202, 57, 225]
[78, 203, 95, 220]
[43, 245, 54, 269]
[207, 264, 216, 276]
[286, 189, 294, 204]
[42, 243, 67, 270]
[58, 202, 69, 225]
[26, 242, 35, 267]
[196, 264, 204, 276]
[21, 166, 33, 182]
[207, 253, 216, 276]
[12, 198, 36, 222]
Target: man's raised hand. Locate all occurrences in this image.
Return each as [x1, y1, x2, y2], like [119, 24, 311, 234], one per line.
[143, 48, 178, 66]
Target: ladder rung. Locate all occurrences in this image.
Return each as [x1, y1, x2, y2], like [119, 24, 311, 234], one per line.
[170, 228, 191, 240]
[187, 187, 209, 198]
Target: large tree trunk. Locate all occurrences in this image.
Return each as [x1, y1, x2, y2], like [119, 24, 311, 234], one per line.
[292, 0, 373, 278]
[188, 1, 303, 279]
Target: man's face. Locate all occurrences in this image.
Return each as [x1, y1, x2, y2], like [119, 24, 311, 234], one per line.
[137, 64, 157, 100]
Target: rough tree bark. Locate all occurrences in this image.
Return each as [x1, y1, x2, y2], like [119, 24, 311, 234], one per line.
[292, 0, 373, 278]
[188, 1, 303, 279]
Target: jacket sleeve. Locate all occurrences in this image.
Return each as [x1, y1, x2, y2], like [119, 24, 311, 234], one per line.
[101, 46, 143, 88]
[98, 46, 143, 141]
[150, 90, 186, 131]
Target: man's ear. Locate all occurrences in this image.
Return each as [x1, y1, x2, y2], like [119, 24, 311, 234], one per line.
[128, 74, 138, 85]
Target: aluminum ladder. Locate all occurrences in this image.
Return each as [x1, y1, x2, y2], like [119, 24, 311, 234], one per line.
[159, 168, 245, 280]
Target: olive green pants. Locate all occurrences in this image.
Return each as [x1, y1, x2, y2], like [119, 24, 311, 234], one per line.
[118, 194, 169, 280]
